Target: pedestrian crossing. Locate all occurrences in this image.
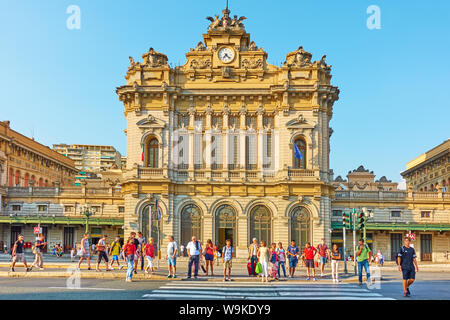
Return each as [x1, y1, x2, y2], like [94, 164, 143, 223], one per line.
[142, 281, 395, 300]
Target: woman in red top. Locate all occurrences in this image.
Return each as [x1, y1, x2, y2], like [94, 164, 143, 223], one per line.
[123, 238, 136, 282]
[144, 237, 156, 274]
[203, 239, 215, 276]
[301, 242, 317, 281]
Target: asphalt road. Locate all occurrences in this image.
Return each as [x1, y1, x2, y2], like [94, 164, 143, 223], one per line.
[0, 270, 448, 300]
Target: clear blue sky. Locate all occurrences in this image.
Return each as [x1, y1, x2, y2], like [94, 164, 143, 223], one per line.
[1, 0, 449, 185]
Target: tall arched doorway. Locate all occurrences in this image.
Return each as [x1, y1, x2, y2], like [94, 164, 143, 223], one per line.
[249, 205, 272, 244]
[141, 204, 159, 250]
[290, 206, 311, 248]
[180, 204, 202, 247]
[215, 204, 237, 249]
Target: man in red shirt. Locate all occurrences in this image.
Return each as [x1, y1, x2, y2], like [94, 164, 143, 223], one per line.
[316, 238, 330, 277]
[301, 242, 317, 281]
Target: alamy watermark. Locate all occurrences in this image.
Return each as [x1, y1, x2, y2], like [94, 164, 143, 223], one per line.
[66, 5, 81, 30]
[366, 5, 381, 30]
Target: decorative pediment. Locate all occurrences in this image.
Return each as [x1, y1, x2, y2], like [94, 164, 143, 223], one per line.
[136, 115, 166, 130]
[286, 114, 314, 129]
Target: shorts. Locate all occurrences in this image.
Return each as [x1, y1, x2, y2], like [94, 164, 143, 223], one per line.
[97, 251, 109, 263]
[289, 258, 298, 268]
[146, 256, 154, 268]
[205, 253, 214, 261]
[305, 259, 315, 268]
[402, 267, 416, 280]
[224, 260, 232, 270]
[168, 257, 176, 266]
[13, 253, 26, 263]
[112, 255, 119, 261]
[320, 257, 327, 264]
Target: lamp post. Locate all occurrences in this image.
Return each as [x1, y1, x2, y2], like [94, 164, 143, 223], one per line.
[81, 204, 95, 234]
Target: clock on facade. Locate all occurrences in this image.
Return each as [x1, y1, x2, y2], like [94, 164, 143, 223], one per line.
[218, 47, 235, 63]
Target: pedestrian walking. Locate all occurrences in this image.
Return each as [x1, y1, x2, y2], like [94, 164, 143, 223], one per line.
[302, 242, 317, 281]
[316, 238, 329, 277]
[166, 235, 178, 278]
[144, 237, 156, 274]
[269, 243, 279, 280]
[77, 233, 91, 270]
[286, 240, 299, 278]
[222, 239, 234, 282]
[276, 242, 287, 278]
[109, 236, 123, 270]
[137, 232, 146, 271]
[123, 237, 136, 282]
[330, 243, 341, 283]
[91, 243, 96, 255]
[70, 247, 76, 262]
[258, 240, 270, 283]
[96, 235, 111, 272]
[356, 238, 372, 285]
[31, 233, 46, 270]
[397, 236, 419, 297]
[10, 234, 31, 272]
[129, 232, 140, 274]
[247, 238, 259, 277]
[204, 239, 215, 276]
[186, 236, 202, 279]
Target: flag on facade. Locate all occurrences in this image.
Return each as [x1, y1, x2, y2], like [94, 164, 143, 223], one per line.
[294, 143, 303, 160]
[141, 144, 144, 162]
[155, 199, 161, 220]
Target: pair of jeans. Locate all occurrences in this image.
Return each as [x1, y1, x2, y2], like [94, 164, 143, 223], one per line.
[250, 255, 258, 275]
[188, 255, 199, 278]
[278, 261, 286, 277]
[126, 256, 134, 281]
[358, 259, 370, 283]
[32, 252, 43, 268]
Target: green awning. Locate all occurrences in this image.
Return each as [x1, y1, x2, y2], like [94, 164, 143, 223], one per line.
[332, 221, 450, 232]
[0, 216, 123, 226]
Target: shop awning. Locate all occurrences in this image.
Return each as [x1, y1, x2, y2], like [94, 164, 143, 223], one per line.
[0, 216, 123, 226]
[331, 221, 450, 232]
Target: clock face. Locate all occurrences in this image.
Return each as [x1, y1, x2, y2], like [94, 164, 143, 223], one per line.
[218, 47, 235, 63]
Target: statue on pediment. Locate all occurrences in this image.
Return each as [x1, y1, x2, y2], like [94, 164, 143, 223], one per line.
[319, 55, 332, 71]
[231, 15, 246, 28]
[293, 46, 312, 67]
[248, 41, 258, 51]
[194, 41, 207, 51]
[206, 15, 221, 30]
[142, 47, 168, 68]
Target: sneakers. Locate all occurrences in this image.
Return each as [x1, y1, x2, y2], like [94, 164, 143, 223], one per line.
[320, 273, 324, 277]
[407, 288, 411, 296]
[223, 278, 227, 282]
[173, 275, 177, 278]
[9, 268, 14, 272]
[26, 268, 31, 272]
[306, 277, 310, 281]
[313, 277, 317, 281]
[167, 274, 172, 278]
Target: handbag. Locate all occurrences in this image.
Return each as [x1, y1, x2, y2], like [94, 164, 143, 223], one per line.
[255, 262, 262, 274]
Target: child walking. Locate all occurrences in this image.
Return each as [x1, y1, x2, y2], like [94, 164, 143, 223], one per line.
[269, 243, 279, 280]
[276, 242, 287, 278]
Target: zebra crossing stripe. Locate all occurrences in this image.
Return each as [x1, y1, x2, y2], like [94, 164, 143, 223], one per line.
[159, 286, 371, 292]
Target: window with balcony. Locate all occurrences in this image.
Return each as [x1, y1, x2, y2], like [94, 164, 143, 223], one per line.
[293, 138, 307, 169]
[12, 205, 21, 211]
[146, 138, 159, 168]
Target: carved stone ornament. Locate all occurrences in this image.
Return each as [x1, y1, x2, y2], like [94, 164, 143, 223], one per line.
[318, 54, 332, 71]
[142, 47, 168, 68]
[285, 46, 313, 68]
[190, 58, 211, 69]
[194, 41, 207, 51]
[206, 5, 246, 31]
[136, 114, 166, 130]
[241, 58, 263, 70]
[248, 41, 258, 51]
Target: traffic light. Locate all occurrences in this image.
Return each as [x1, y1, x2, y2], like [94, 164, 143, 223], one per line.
[342, 211, 352, 229]
[357, 211, 366, 230]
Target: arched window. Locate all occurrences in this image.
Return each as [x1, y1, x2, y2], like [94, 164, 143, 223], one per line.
[38, 178, 43, 187]
[9, 168, 13, 187]
[249, 205, 272, 244]
[31, 175, 35, 185]
[15, 170, 20, 186]
[24, 173, 29, 187]
[215, 204, 237, 249]
[146, 138, 159, 168]
[141, 204, 160, 249]
[44, 179, 48, 187]
[290, 206, 311, 248]
[180, 204, 202, 247]
[293, 138, 307, 169]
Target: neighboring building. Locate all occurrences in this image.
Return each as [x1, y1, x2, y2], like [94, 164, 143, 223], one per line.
[116, 5, 339, 257]
[53, 144, 122, 173]
[0, 121, 77, 188]
[0, 183, 124, 252]
[401, 139, 450, 192]
[332, 165, 398, 191]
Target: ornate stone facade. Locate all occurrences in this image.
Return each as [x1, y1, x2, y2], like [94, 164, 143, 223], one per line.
[116, 6, 339, 257]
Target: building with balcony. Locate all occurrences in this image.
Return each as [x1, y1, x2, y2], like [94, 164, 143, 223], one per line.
[53, 144, 122, 173]
[401, 139, 450, 192]
[0, 121, 77, 190]
[116, 5, 339, 257]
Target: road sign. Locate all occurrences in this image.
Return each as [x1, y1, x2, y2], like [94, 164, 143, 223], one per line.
[406, 233, 416, 240]
[33, 226, 42, 234]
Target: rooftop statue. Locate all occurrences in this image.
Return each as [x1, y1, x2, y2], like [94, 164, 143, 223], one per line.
[206, 4, 246, 31]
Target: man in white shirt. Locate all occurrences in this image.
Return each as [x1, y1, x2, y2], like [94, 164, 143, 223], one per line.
[186, 236, 202, 279]
[166, 236, 178, 278]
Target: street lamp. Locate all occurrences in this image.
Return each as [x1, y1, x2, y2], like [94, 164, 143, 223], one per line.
[81, 204, 95, 233]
